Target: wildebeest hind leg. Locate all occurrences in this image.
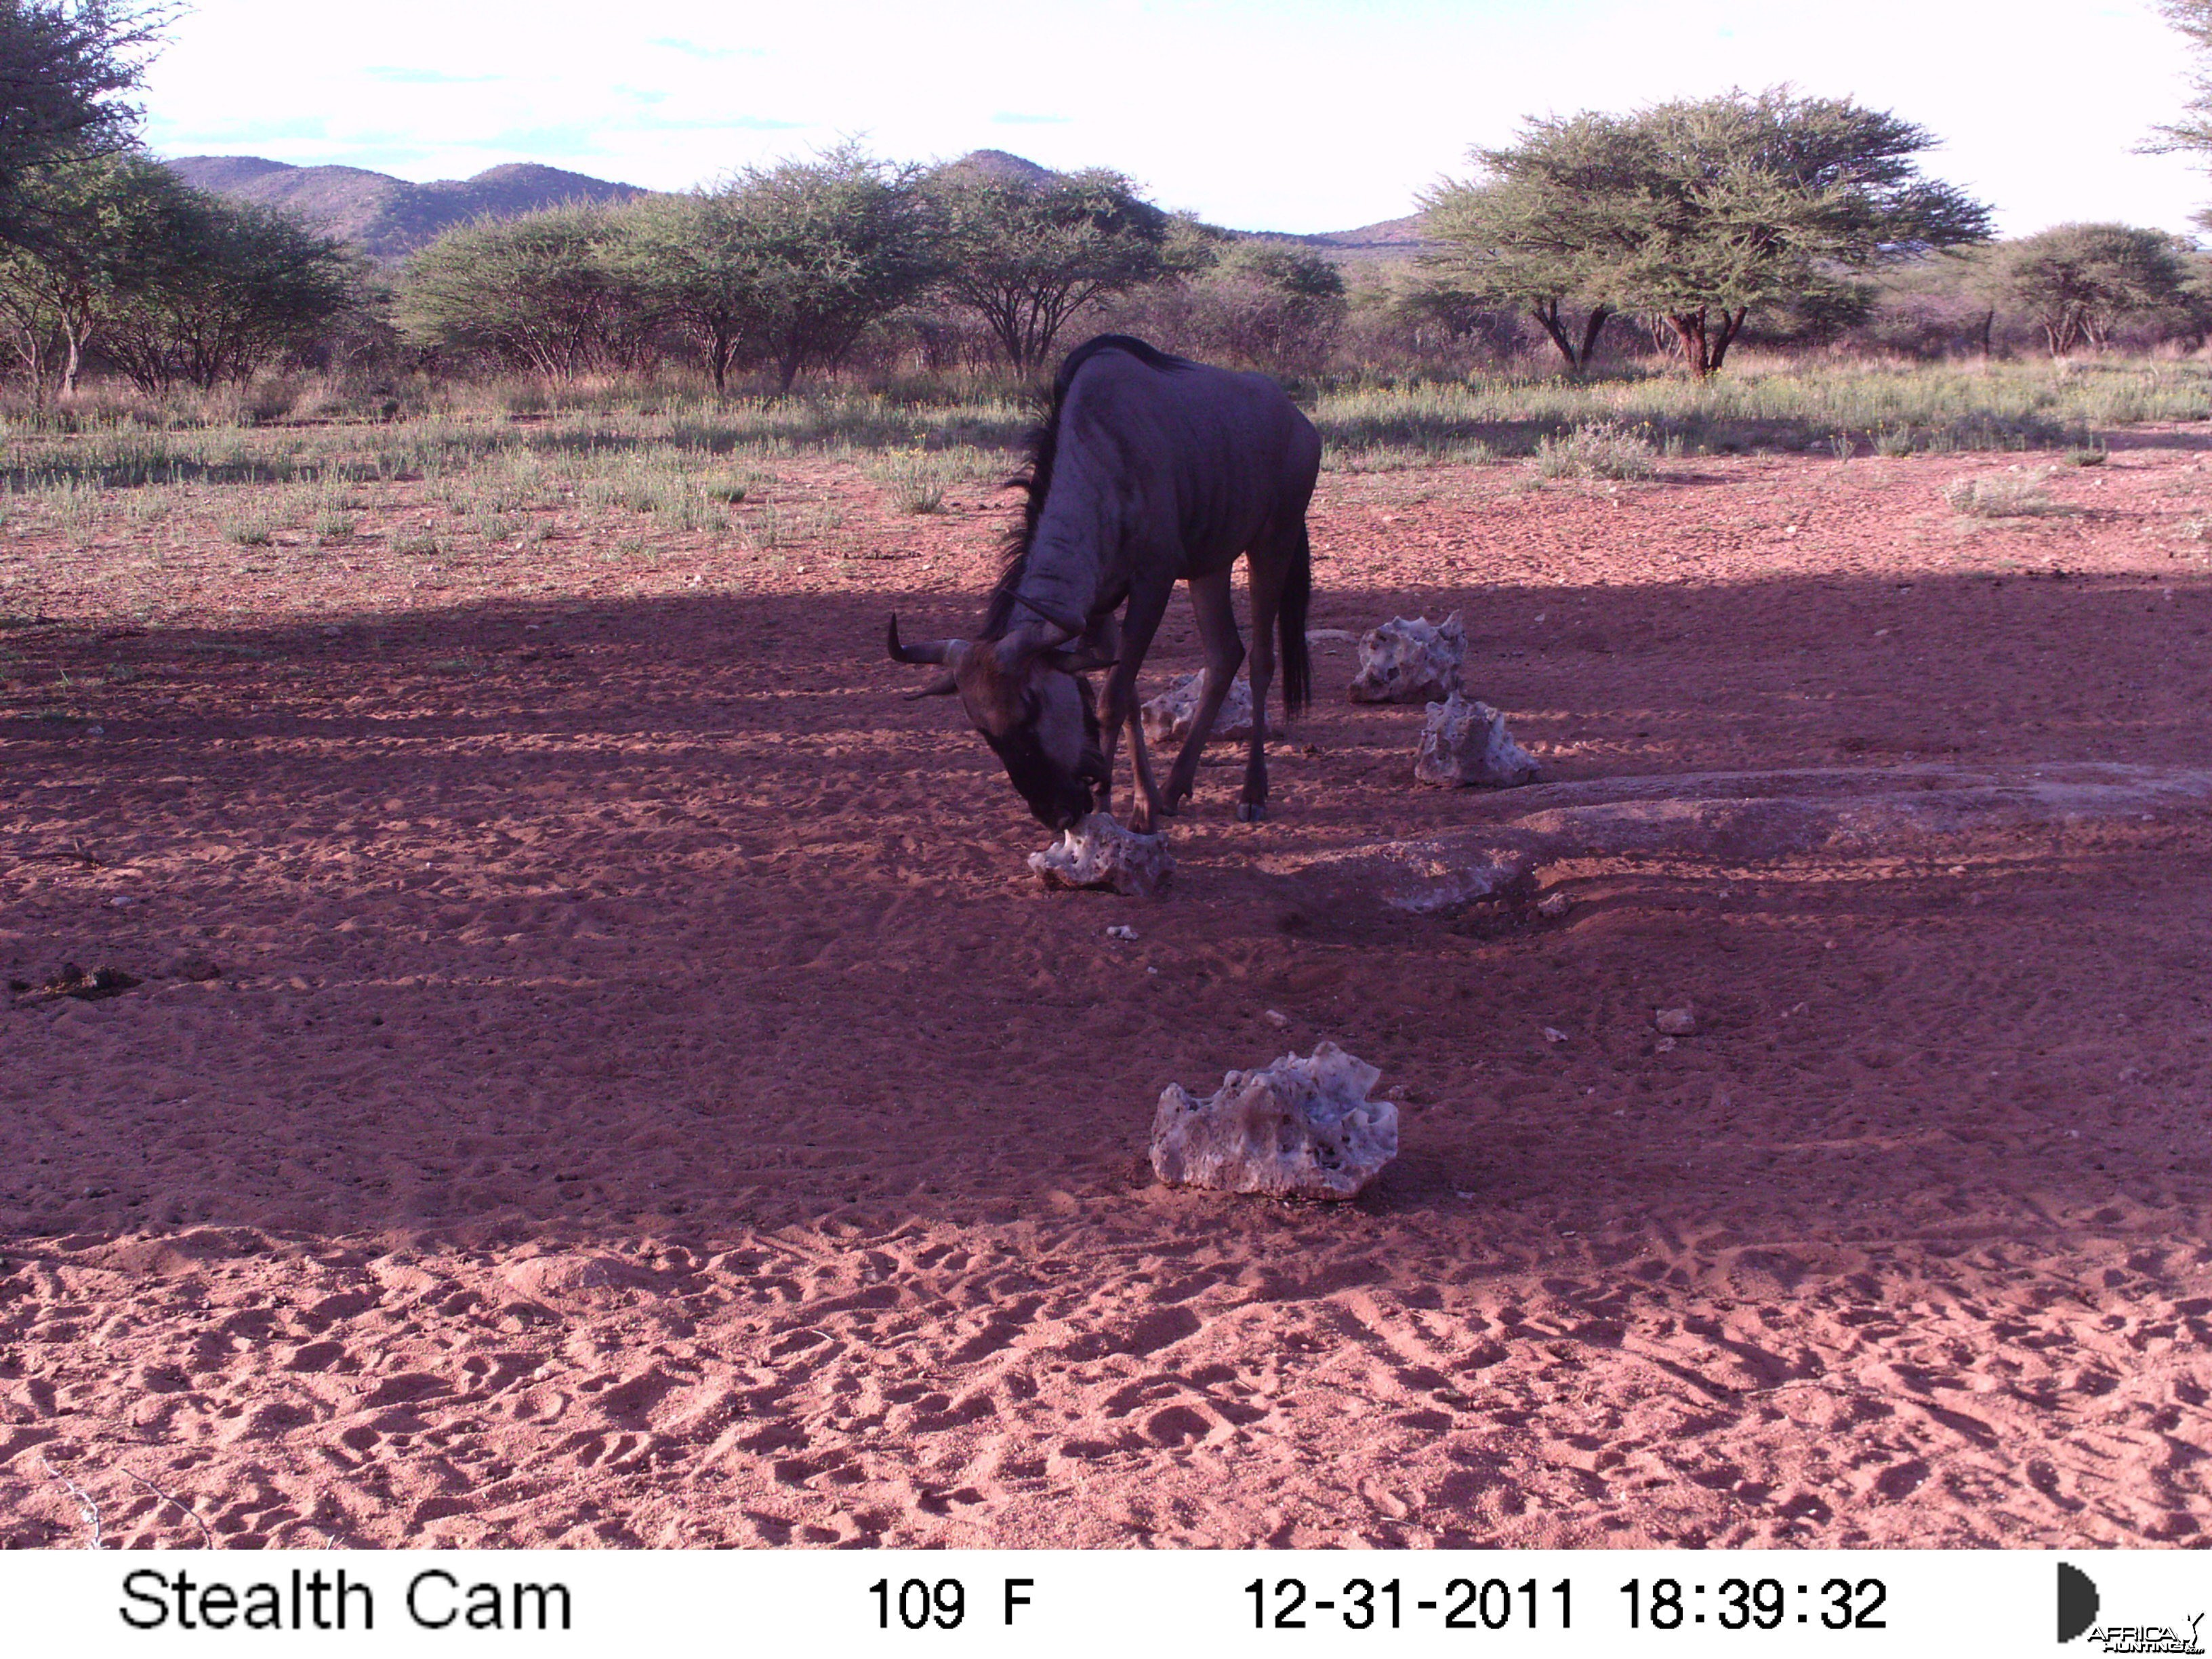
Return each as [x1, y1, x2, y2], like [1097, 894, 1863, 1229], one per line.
[1162, 569, 1245, 817]
[1238, 549, 1290, 821]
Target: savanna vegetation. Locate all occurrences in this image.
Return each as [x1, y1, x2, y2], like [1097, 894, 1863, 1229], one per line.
[4, 0, 2212, 504]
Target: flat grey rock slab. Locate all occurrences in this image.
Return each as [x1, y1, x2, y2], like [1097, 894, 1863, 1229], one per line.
[1285, 764, 2212, 916]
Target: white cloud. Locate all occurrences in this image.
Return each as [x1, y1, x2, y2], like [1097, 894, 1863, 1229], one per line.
[141, 0, 2209, 235]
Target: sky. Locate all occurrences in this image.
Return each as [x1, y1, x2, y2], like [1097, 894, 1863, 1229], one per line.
[140, 0, 2211, 239]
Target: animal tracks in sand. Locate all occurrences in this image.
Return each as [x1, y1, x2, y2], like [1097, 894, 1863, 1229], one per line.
[0, 1207, 2206, 1546]
[7, 445, 2212, 1545]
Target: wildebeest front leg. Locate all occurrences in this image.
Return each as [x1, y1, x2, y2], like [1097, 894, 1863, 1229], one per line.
[1124, 710, 1164, 830]
[1161, 569, 1246, 818]
[1101, 578, 1175, 833]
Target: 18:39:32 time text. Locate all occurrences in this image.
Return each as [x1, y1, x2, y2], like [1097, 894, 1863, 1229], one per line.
[1620, 1578, 1889, 1631]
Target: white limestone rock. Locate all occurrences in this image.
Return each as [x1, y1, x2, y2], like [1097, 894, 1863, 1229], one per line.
[1029, 812, 1174, 898]
[1151, 1042, 1397, 1201]
[1348, 612, 1466, 703]
[1415, 691, 1540, 788]
[1141, 671, 1254, 747]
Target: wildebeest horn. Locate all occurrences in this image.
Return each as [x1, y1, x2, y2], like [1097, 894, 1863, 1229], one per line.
[886, 614, 963, 667]
[992, 617, 1074, 670]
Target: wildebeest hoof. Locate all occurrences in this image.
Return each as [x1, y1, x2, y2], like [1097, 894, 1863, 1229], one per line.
[1237, 801, 1267, 823]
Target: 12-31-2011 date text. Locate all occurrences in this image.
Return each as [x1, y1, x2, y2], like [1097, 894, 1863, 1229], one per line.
[1248, 1576, 1572, 1632]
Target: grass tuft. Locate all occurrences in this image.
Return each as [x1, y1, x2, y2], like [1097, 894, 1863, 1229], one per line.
[222, 512, 275, 547]
[1533, 421, 1659, 481]
[1942, 468, 2060, 517]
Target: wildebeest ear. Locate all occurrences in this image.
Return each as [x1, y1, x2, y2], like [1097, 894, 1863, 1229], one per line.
[903, 672, 960, 700]
[1046, 613, 1120, 674]
[886, 614, 965, 668]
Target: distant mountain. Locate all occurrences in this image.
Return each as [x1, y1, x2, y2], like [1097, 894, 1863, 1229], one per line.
[163, 156, 649, 261]
[1296, 213, 1432, 256]
[1245, 213, 1434, 266]
[936, 148, 1058, 188]
[931, 151, 1434, 264]
[165, 150, 1432, 265]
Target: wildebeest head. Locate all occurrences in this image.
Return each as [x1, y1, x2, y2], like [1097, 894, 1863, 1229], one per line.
[887, 615, 1113, 832]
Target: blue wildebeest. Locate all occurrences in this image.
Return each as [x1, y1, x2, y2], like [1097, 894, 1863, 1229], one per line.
[887, 335, 1318, 834]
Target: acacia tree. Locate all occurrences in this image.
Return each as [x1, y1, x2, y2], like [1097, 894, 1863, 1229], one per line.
[102, 192, 354, 391]
[614, 190, 758, 392]
[0, 149, 185, 398]
[1989, 224, 2196, 355]
[926, 165, 1168, 371]
[1420, 115, 1624, 373]
[2148, 1, 2212, 226]
[398, 204, 644, 379]
[1179, 242, 1347, 375]
[1429, 90, 1991, 379]
[0, 1, 165, 252]
[721, 145, 934, 392]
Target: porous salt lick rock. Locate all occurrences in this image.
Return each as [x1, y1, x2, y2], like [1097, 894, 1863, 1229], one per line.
[1151, 1042, 1397, 1200]
[500, 1253, 649, 1303]
[1141, 671, 1254, 746]
[1029, 812, 1174, 898]
[1415, 691, 1540, 788]
[1348, 612, 1466, 703]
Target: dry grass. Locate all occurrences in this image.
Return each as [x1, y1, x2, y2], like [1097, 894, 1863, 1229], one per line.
[1942, 468, 2061, 518]
[0, 356, 2198, 602]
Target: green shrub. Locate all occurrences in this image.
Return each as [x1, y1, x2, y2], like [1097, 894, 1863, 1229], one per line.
[1532, 421, 1658, 480]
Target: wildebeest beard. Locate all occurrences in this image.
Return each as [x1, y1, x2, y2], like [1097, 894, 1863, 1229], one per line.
[987, 678, 1109, 831]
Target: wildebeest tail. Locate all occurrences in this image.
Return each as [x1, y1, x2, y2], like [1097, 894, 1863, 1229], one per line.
[1280, 523, 1313, 716]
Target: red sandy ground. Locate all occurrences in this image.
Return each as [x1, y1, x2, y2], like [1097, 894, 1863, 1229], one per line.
[1, 436, 2209, 1548]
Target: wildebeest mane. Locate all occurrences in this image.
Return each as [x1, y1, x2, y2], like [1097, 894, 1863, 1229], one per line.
[981, 334, 1194, 640]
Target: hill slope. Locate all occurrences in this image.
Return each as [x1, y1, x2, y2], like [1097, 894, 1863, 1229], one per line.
[164, 157, 649, 261]
[165, 151, 1433, 264]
